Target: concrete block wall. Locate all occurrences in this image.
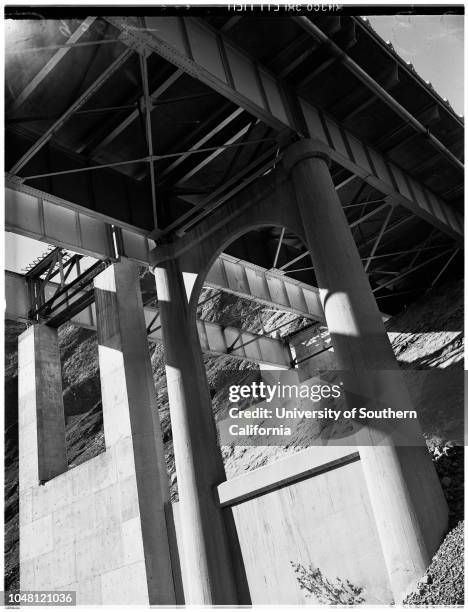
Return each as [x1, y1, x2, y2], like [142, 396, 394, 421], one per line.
[19, 443, 149, 604]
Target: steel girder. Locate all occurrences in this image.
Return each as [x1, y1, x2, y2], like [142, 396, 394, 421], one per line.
[106, 16, 463, 241]
[5, 180, 326, 322]
[5, 270, 292, 368]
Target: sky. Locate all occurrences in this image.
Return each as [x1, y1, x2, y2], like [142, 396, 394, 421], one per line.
[4, 12, 465, 274]
[368, 14, 464, 116]
[5, 234, 56, 274]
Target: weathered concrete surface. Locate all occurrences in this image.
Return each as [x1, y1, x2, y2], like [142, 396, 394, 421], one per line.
[19, 261, 179, 604]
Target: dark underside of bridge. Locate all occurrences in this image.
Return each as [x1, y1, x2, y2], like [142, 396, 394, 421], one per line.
[5, 10, 464, 316]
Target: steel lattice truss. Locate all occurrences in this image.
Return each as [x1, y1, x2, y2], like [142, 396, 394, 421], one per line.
[5, 10, 464, 321]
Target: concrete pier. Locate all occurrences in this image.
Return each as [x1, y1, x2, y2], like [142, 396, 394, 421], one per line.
[94, 260, 178, 605]
[18, 262, 179, 603]
[283, 140, 448, 602]
[154, 258, 239, 605]
[18, 325, 67, 490]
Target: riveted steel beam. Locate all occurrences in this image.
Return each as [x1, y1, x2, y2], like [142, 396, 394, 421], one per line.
[107, 16, 462, 241]
[5, 269, 292, 367]
[295, 16, 463, 173]
[106, 16, 294, 131]
[5, 177, 154, 264]
[6, 179, 326, 322]
[206, 253, 324, 323]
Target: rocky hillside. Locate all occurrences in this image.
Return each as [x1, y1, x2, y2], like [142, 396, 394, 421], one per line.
[4, 278, 464, 595]
[404, 520, 464, 606]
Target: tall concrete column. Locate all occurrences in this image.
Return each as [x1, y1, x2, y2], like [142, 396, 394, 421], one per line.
[283, 140, 448, 602]
[18, 324, 67, 592]
[18, 324, 67, 491]
[94, 260, 178, 605]
[154, 258, 239, 605]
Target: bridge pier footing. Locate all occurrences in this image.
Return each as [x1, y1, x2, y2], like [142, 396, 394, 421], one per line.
[284, 139, 448, 602]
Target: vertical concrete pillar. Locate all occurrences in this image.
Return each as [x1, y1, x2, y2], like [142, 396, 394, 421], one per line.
[283, 140, 448, 602]
[94, 260, 177, 605]
[18, 324, 67, 491]
[18, 324, 67, 591]
[154, 258, 239, 605]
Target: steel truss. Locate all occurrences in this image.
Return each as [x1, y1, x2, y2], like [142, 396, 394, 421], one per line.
[6, 16, 463, 242]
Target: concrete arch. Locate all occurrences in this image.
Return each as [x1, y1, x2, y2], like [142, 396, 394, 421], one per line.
[187, 220, 308, 322]
[170, 164, 307, 322]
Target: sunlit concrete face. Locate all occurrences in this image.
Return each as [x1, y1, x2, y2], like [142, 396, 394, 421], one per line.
[93, 261, 178, 605]
[318, 289, 360, 337]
